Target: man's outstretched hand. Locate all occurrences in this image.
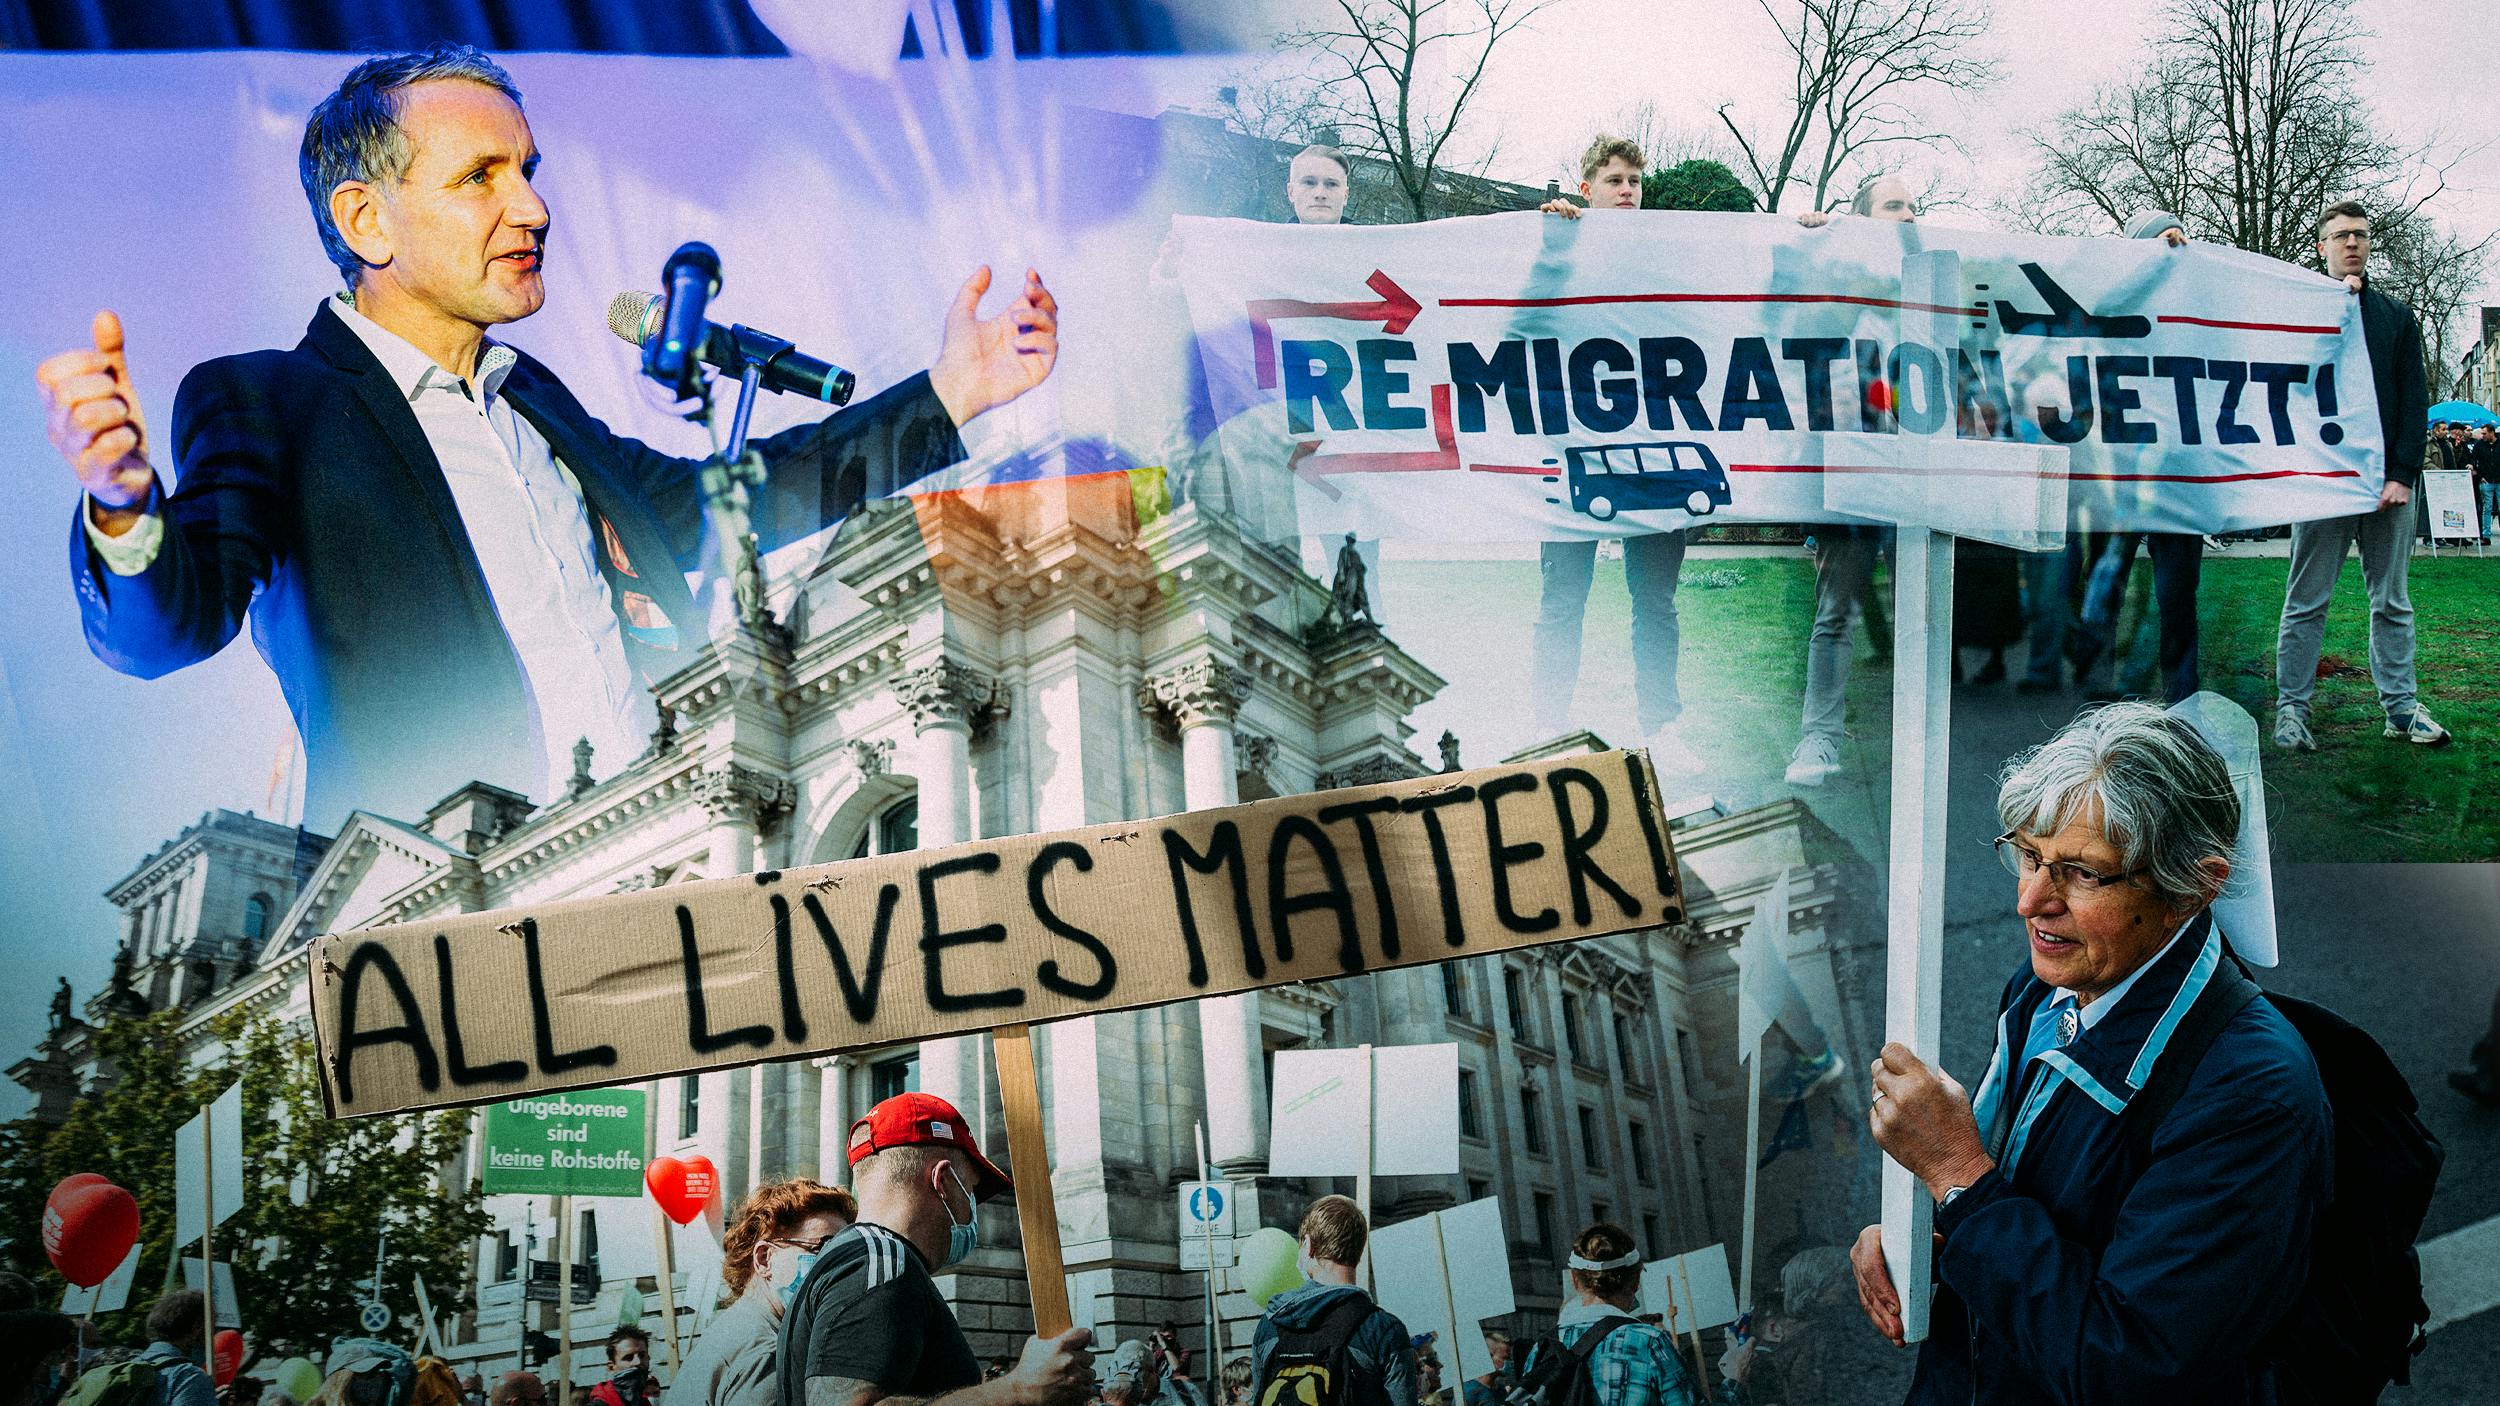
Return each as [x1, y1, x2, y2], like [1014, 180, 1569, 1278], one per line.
[930, 266, 1060, 427]
[37, 310, 157, 534]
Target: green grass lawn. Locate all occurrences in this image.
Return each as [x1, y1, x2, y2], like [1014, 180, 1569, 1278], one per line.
[2196, 554, 2499, 862]
[1383, 550, 2497, 863]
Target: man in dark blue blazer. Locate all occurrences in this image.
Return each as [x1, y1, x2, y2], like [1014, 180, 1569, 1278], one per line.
[1852, 704, 2330, 1404]
[37, 45, 1059, 824]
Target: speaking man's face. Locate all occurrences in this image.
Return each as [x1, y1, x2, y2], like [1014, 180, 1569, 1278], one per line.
[1289, 153, 1348, 225]
[1580, 157, 1643, 210]
[362, 80, 550, 329]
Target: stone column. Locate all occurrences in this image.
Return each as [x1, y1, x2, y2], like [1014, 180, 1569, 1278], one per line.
[1145, 660, 1268, 1175]
[696, 765, 793, 879]
[897, 660, 1004, 1136]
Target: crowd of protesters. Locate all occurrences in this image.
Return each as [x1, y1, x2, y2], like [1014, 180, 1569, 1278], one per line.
[2, 1100, 1902, 1406]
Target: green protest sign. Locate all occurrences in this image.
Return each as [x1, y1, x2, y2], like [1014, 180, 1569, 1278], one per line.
[481, 1090, 648, 1196]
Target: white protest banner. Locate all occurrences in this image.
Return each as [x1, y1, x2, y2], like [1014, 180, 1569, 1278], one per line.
[1266, 1043, 1460, 1177]
[313, 752, 1682, 1118]
[1370, 1198, 1514, 1382]
[1642, 1245, 1739, 1335]
[1171, 212, 2380, 540]
[59, 1244, 142, 1316]
[174, 1081, 244, 1245]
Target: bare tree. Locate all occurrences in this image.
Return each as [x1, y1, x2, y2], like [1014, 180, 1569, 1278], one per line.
[1603, 100, 1742, 174]
[1214, 69, 1334, 148]
[2016, 0, 2495, 381]
[1276, 0, 1561, 222]
[1717, 0, 1998, 214]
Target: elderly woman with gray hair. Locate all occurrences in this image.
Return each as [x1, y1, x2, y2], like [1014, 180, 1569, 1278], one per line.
[1848, 703, 2330, 1404]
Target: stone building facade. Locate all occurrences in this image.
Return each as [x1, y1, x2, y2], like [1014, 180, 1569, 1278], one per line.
[13, 476, 1885, 1380]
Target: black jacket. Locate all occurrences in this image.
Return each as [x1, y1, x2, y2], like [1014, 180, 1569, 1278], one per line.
[2355, 281, 2429, 488]
[70, 301, 963, 823]
[2469, 438, 2500, 485]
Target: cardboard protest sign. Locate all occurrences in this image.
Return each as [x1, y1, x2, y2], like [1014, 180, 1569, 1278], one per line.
[1371, 1198, 1514, 1381]
[58, 1244, 141, 1316]
[179, 1259, 241, 1329]
[1172, 213, 2379, 541]
[311, 751, 1682, 1118]
[1642, 1244, 1739, 1334]
[174, 1080, 244, 1245]
[1267, 1043, 1461, 1177]
[482, 1091, 650, 1197]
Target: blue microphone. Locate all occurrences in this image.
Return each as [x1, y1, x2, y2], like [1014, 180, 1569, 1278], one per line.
[644, 242, 721, 396]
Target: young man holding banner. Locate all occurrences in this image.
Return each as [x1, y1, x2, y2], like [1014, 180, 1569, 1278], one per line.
[1530, 137, 1704, 778]
[778, 1095, 1093, 1406]
[1784, 177, 1918, 788]
[2273, 201, 2446, 749]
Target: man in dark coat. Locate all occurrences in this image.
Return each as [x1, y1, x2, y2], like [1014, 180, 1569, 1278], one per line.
[1852, 704, 2331, 1404]
[2272, 200, 2442, 749]
[37, 44, 1059, 824]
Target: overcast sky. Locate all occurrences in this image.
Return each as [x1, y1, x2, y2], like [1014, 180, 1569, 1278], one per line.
[1231, 0, 2499, 332]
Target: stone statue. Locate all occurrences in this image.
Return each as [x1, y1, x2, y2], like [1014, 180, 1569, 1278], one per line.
[49, 978, 72, 1034]
[1329, 533, 1376, 629]
[567, 737, 595, 800]
[1438, 730, 1462, 773]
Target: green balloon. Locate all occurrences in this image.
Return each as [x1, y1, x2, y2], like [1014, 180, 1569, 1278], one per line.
[1239, 1227, 1304, 1308]
[275, 1357, 323, 1403]
[615, 1287, 646, 1329]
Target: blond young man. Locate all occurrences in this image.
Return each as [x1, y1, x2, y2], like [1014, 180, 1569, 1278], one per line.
[1529, 137, 1704, 777]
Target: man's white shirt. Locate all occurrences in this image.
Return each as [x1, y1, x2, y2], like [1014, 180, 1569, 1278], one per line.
[86, 295, 655, 798]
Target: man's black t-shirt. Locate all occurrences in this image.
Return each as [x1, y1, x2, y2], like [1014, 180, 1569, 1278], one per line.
[775, 1222, 980, 1406]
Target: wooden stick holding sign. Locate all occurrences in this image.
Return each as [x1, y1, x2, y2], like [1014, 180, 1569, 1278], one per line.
[994, 1024, 1071, 1337]
[653, 1206, 682, 1380]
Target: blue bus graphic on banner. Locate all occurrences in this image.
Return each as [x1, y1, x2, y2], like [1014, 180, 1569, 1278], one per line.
[1542, 440, 1734, 521]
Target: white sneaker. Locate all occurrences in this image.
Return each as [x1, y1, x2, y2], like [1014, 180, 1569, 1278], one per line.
[1785, 733, 1843, 786]
[1644, 722, 1706, 777]
[2273, 709, 2317, 752]
[2385, 706, 2453, 746]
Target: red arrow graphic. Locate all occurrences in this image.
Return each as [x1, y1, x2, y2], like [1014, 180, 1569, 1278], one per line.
[1290, 383, 1458, 500]
[1250, 270, 1424, 388]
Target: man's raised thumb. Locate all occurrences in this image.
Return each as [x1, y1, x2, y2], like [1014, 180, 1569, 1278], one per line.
[951, 265, 994, 322]
[92, 309, 126, 365]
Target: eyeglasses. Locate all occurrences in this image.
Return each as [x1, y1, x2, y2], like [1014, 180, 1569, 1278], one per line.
[767, 1234, 837, 1254]
[1991, 832, 2149, 894]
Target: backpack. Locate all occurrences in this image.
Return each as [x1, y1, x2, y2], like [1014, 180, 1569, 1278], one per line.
[1507, 1317, 1638, 1406]
[1256, 1295, 1378, 1406]
[57, 1360, 160, 1406]
[2121, 966, 2445, 1404]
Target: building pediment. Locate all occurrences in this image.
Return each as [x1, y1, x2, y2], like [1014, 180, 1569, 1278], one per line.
[260, 813, 458, 960]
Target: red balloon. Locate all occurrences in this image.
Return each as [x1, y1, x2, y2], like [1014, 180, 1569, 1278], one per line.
[212, 1330, 246, 1387]
[42, 1178, 139, 1287]
[644, 1155, 718, 1225]
[1865, 378, 1895, 415]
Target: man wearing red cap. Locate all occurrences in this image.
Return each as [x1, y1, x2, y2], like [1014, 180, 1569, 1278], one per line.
[775, 1093, 1094, 1406]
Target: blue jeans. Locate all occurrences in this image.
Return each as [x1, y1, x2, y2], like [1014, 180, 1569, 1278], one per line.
[2076, 533, 2203, 703]
[2022, 545, 2078, 685]
[1532, 533, 1689, 735]
[2478, 481, 2497, 540]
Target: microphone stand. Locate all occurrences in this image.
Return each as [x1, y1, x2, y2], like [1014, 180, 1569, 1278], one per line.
[682, 341, 794, 646]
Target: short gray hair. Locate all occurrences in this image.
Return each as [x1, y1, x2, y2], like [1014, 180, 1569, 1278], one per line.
[300, 44, 522, 285]
[1995, 702, 2238, 905]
